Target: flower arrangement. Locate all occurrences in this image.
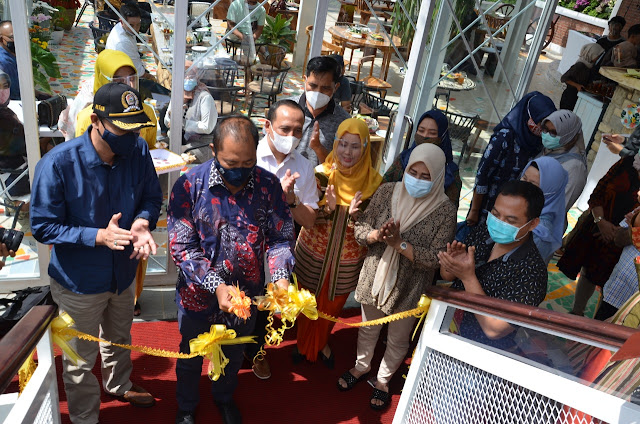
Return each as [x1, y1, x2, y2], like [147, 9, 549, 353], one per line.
[41, 0, 81, 9]
[558, 0, 617, 19]
[29, 25, 51, 44]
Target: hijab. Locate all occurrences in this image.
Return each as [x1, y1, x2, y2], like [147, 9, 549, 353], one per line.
[371, 143, 449, 306]
[577, 43, 604, 69]
[0, 71, 11, 107]
[613, 41, 638, 68]
[493, 91, 557, 154]
[522, 157, 568, 254]
[319, 118, 382, 206]
[399, 110, 458, 189]
[93, 49, 137, 93]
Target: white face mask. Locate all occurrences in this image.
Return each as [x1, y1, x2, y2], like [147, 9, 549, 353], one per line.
[269, 123, 300, 155]
[305, 88, 332, 110]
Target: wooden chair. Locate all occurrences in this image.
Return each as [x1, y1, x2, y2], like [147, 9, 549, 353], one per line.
[356, 55, 391, 97]
[443, 110, 480, 165]
[321, 40, 343, 56]
[247, 65, 290, 117]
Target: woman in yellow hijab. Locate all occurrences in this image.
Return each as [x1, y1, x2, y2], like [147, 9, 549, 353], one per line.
[294, 118, 382, 366]
[74, 49, 157, 147]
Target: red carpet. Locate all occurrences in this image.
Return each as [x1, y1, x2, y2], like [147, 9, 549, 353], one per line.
[51, 309, 407, 423]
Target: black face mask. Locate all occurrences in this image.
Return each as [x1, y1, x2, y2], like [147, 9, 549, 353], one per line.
[5, 41, 14, 53]
[214, 157, 254, 187]
[99, 121, 137, 157]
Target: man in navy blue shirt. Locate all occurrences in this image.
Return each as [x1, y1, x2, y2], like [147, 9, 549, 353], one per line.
[30, 83, 162, 424]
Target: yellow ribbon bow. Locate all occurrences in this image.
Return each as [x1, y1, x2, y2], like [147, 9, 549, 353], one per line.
[281, 283, 318, 322]
[188, 324, 256, 381]
[51, 312, 85, 366]
[412, 295, 432, 340]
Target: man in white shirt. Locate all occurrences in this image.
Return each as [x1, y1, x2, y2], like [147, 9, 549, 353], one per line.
[248, 99, 319, 380]
[226, 0, 266, 41]
[106, 3, 155, 81]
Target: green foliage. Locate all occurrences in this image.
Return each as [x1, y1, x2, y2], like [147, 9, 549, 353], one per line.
[558, 0, 616, 19]
[31, 41, 61, 93]
[257, 14, 296, 52]
[53, 6, 72, 30]
[391, 0, 421, 46]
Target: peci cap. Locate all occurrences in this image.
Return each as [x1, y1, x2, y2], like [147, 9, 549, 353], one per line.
[93, 82, 154, 131]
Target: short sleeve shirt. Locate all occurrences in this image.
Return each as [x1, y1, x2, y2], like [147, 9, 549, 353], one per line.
[227, 0, 266, 34]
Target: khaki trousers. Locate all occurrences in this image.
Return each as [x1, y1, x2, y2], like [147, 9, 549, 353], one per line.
[50, 279, 135, 424]
[355, 303, 416, 384]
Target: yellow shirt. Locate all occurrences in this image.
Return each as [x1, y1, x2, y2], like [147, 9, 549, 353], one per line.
[75, 103, 158, 149]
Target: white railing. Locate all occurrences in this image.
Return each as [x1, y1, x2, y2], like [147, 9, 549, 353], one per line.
[0, 306, 60, 424]
[395, 289, 640, 424]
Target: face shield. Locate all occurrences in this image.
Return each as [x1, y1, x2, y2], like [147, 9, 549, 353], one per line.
[104, 73, 139, 91]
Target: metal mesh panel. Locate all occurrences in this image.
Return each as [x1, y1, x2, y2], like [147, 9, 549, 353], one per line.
[33, 392, 53, 424]
[404, 349, 608, 424]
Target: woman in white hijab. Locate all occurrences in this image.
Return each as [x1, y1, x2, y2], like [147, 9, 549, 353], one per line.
[336, 143, 456, 410]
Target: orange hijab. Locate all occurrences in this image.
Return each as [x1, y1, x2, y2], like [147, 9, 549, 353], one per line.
[319, 118, 382, 206]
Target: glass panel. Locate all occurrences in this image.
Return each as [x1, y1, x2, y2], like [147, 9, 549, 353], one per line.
[438, 305, 640, 404]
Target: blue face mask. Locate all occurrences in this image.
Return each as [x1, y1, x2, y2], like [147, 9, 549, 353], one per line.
[184, 78, 197, 92]
[404, 173, 434, 198]
[99, 122, 137, 157]
[214, 158, 254, 187]
[486, 213, 531, 244]
[541, 131, 562, 150]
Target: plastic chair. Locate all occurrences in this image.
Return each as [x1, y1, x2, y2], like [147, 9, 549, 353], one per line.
[89, 21, 110, 53]
[349, 79, 367, 114]
[247, 65, 290, 117]
[443, 110, 480, 165]
[75, 0, 94, 27]
[203, 59, 242, 117]
[97, 10, 119, 31]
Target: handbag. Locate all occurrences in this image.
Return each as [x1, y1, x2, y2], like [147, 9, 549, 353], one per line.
[0, 286, 54, 337]
[37, 94, 67, 129]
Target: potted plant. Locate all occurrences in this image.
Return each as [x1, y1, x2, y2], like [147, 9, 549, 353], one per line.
[31, 41, 61, 94]
[53, 6, 73, 31]
[42, 0, 81, 28]
[257, 14, 296, 66]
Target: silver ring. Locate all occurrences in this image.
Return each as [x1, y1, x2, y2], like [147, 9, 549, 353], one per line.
[114, 240, 118, 247]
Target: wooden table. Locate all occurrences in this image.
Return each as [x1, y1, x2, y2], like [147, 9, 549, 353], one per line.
[436, 76, 476, 112]
[328, 26, 401, 80]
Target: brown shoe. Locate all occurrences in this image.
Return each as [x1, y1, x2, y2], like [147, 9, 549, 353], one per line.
[251, 356, 271, 380]
[111, 383, 155, 408]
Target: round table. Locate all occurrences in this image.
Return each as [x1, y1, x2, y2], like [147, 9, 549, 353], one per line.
[327, 26, 402, 80]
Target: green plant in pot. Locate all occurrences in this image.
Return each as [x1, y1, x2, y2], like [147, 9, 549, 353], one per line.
[53, 6, 72, 31]
[256, 14, 296, 67]
[32, 41, 61, 93]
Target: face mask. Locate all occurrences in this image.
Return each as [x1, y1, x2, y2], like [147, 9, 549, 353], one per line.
[214, 157, 254, 187]
[0, 88, 10, 107]
[99, 122, 137, 157]
[487, 213, 531, 245]
[247, 2, 258, 10]
[404, 173, 434, 198]
[269, 124, 300, 155]
[527, 118, 542, 137]
[541, 132, 563, 150]
[184, 78, 197, 92]
[415, 134, 441, 146]
[305, 88, 332, 110]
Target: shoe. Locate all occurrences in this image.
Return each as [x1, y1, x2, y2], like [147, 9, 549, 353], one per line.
[337, 370, 369, 392]
[110, 383, 155, 408]
[175, 410, 195, 424]
[319, 349, 335, 369]
[251, 356, 271, 380]
[134, 302, 142, 317]
[215, 400, 242, 424]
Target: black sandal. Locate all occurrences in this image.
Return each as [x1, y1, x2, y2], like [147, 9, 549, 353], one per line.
[370, 388, 391, 411]
[337, 370, 368, 392]
[319, 349, 335, 369]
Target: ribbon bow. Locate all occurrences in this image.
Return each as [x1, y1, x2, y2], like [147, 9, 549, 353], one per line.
[51, 312, 85, 366]
[412, 295, 432, 340]
[189, 324, 256, 381]
[281, 284, 318, 322]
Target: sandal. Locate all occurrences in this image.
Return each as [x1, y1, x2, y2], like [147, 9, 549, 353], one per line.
[337, 370, 369, 392]
[134, 302, 142, 317]
[370, 388, 391, 411]
[319, 349, 335, 369]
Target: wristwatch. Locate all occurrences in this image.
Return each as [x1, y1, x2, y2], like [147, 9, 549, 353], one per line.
[398, 241, 408, 251]
[288, 195, 300, 209]
[593, 215, 604, 224]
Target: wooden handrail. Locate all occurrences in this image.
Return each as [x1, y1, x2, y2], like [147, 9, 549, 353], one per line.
[0, 305, 57, 394]
[426, 285, 638, 349]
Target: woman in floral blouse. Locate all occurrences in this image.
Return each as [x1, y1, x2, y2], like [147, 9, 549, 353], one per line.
[337, 143, 456, 410]
[294, 118, 382, 367]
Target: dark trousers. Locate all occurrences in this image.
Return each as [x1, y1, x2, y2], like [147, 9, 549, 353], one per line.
[176, 308, 257, 411]
[244, 309, 269, 359]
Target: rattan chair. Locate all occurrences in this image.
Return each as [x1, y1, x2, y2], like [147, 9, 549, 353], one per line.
[443, 109, 480, 165]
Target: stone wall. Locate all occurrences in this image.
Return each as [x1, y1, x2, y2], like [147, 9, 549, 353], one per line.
[588, 84, 638, 164]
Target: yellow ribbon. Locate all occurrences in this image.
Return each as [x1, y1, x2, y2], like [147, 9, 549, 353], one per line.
[188, 324, 256, 381]
[280, 283, 318, 322]
[18, 351, 36, 395]
[50, 312, 85, 366]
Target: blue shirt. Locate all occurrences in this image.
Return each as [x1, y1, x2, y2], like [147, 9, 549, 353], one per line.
[0, 47, 19, 100]
[168, 161, 295, 322]
[30, 127, 162, 294]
